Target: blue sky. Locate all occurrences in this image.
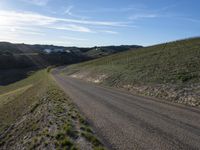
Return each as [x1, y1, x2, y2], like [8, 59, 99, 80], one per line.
[0, 0, 199, 47]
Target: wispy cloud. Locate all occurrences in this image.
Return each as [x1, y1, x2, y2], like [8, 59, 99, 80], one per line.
[0, 25, 45, 36]
[0, 5, 137, 46]
[0, 10, 55, 26]
[179, 17, 200, 23]
[78, 5, 145, 13]
[100, 30, 119, 34]
[21, 0, 50, 6]
[14, 30, 45, 36]
[58, 17, 127, 27]
[63, 6, 90, 20]
[64, 6, 74, 16]
[49, 24, 93, 33]
[154, 3, 180, 13]
[0, 9, 129, 45]
[129, 13, 158, 20]
[0, 10, 127, 28]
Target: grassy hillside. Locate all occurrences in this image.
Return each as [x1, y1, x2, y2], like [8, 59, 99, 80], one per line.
[0, 69, 105, 149]
[64, 37, 200, 106]
[0, 70, 46, 132]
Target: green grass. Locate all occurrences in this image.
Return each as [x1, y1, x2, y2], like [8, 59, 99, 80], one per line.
[81, 132, 102, 147]
[65, 38, 200, 86]
[0, 70, 45, 95]
[0, 70, 48, 132]
[0, 68, 106, 149]
[80, 125, 93, 133]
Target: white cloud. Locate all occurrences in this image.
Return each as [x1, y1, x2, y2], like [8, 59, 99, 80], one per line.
[63, 6, 89, 20]
[129, 14, 158, 20]
[49, 24, 93, 33]
[78, 5, 145, 13]
[0, 25, 45, 35]
[58, 17, 127, 27]
[0, 10, 92, 33]
[0, 10, 127, 29]
[21, 0, 49, 6]
[0, 10, 128, 46]
[16, 30, 45, 35]
[0, 10, 55, 26]
[64, 6, 74, 15]
[101, 30, 118, 34]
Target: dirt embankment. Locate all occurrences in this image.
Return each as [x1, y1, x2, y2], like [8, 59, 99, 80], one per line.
[69, 71, 200, 107]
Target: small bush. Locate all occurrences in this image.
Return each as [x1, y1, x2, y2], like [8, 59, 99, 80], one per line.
[60, 138, 73, 148]
[94, 146, 105, 150]
[80, 125, 93, 133]
[63, 123, 78, 138]
[55, 131, 65, 140]
[81, 132, 101, 147]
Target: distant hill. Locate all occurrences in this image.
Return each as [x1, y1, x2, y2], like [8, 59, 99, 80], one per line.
[64, 37, 200, 106]
[0, 42, 141, 85]
[84, 45, 142, 58]
[0, 42, 141, 69]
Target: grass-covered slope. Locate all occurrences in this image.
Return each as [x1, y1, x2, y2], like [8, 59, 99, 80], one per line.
[64, 38, 200, 106]
[0, 69, 105, 150]
[0, 70, 47, 133]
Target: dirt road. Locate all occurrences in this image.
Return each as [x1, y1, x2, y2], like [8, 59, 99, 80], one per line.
[52, 69, 200, 150]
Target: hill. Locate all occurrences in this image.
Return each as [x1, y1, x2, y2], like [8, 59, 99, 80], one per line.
[0, 42, 141, 69]
[0, 42, 141, 85]
[83, 45, 142, 58]
[63, 37, 200, 106]
[0, 69, 105, 149]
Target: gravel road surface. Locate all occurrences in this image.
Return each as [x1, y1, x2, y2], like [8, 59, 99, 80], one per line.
[52, 69, 200, 150]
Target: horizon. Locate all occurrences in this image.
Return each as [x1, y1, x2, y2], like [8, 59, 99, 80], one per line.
[0, 0, 200, 47]
[1, 36, 199, 48]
